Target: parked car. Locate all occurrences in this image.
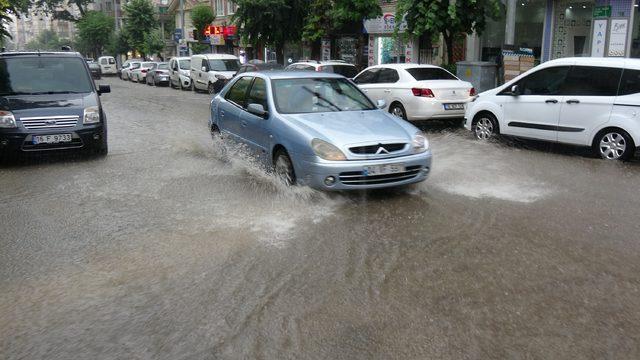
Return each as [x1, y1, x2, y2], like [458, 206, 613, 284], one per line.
[191, 54, 241, 94]
[168, 57, 191, 90]
[98, 56, 117, 75]
[86, 59, 102, 79]
[465, 57, 640, 161]
[0, 51, 110, 161]
[130, 61, 156, 83]
[120, 60, 141, 80]
[353, 64, 474, 121]
[146, 62, 170, 86]
[209, 71, 432, 190]
[236, 61, 283, 75]
[285, 60, 359, 78]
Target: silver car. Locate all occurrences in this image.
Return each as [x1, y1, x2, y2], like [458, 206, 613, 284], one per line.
[209, 71, 432, 190]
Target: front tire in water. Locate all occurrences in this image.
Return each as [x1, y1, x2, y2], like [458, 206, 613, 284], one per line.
[594, 129, 635, 160]
[473, 113, 498, 140]
[274, 150, 296, 186]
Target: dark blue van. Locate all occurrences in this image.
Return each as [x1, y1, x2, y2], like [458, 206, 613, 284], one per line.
[0, 51, 110, 160]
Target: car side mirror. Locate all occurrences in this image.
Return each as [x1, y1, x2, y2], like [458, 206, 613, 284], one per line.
[376, 99, 386, 109]
[98, 84, 111, 95]
[247, 103, 268, 118]
[510, 84, 520, 96]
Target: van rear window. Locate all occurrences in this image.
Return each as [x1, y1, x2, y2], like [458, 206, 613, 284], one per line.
[0, 56, 94, 96]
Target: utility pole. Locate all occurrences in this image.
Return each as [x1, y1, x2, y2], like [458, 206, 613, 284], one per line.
[179, 0, 185, 56]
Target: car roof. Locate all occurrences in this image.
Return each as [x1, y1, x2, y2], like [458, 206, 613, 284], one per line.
[242, 71, 345, 80]
[171, 57, 191, 61]
[540, 57, 634, 68]
[366, 63, 441, 70]
[290, 61, 355, 66]
[0, 51, 83, 58]
[193, 54, 238, 59]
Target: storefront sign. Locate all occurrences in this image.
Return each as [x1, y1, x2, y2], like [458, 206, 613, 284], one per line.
[591, 19, 607, 57]
[363, 12, 407, 34]
[608, 19, 628, 57]
[368, 35, 375, 66]
[593, 6, 611, 18]
[405, 40, 413, 63]
[321, 39, 331, 61]
[210, 34, 225, 46]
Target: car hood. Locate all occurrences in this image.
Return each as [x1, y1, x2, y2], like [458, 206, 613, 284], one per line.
[0, 93, 95, 117]
[281, 110, 414, 148]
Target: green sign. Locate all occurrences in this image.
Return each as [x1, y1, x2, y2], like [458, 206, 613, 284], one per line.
[593, 5, 611, 18]
[158, 6, 168, 14]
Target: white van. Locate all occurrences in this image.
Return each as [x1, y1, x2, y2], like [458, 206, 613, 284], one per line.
[98, 56, 117, 75]
[190, 54, 240, 94]
[465, 57, 640, 160]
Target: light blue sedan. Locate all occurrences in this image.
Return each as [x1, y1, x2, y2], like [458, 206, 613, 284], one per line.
[208, 71, 432, 190]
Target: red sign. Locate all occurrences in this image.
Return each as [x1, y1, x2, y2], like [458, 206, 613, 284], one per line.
[213, 26, 224, 35]
[223, 26, 237, 36]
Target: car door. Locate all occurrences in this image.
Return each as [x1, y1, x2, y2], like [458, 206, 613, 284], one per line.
[218, 76, 253, 142]
[196, 58, 209, 90]
[376, 68, 400, 108]
[354, 68, 381, 100]
[501, 65, 571, 141]
[556, 65, 622, 145]
[240, 77, 271, 157]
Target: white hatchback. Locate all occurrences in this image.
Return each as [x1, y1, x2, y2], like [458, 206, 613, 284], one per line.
[465, 57, 640, 160]
[353, 64, 474, 121]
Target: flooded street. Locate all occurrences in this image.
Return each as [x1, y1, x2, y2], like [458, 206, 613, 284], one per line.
[2, 78, 640, 359]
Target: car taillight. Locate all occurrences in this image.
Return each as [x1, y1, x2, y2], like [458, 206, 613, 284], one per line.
[411, 88, 434, 97]
[141, 69, 147, 73]
[470, 87, 476, 96]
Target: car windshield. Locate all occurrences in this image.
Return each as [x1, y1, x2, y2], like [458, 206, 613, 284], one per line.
[0, 56, 94, 95]
[406, 67, 457, 80]
[208, 59, 240, 71]
[158, 63, 169, 70]
[324, 65, 358, 78]
[272, 77, 375, 114]
[179, 60, 190, 70]
[142, 62, 155, 68]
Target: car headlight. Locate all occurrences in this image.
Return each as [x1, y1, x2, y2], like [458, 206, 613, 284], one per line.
[412, 131, 429, 153]
[0, 110, 17, 128]
[311, 138, 346, 161]
[83, 106, 100, 124]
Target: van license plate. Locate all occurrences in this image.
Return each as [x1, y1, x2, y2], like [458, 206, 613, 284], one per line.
[364, 163, 405, 176]
[33, 134, 72, 144]
[444, 103, 464, 110]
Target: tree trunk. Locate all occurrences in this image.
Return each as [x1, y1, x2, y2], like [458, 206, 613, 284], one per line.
[276, 43, 284, 65]
[443, 31, 454, 65]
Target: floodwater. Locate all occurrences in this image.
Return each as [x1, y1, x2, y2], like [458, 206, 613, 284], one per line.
[1, 78, 640, 359]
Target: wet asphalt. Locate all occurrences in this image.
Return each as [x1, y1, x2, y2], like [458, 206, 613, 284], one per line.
[1, 77, 640, 359]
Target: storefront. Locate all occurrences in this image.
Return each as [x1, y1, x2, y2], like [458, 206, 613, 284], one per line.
[363, 10, 420, 66]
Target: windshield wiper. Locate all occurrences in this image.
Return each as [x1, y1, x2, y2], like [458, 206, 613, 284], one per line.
[302, 87, 342, 111]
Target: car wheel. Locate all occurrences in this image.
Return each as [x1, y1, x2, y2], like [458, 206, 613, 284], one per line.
[389, 103, 407, 120]
[473, 113, 498, 140]
[208, 82, 216, 94]
[593, 129, 635, 160]
[274, 149, 296, 186]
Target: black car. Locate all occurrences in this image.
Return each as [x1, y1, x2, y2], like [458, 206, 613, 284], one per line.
[86, 59, 102, 79]
[0, 51, 110, 160]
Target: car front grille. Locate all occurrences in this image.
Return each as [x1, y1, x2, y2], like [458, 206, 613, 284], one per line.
[349, 143, 407, 155]
[20, 116, 79, 130]
[339, 165, 423, 186]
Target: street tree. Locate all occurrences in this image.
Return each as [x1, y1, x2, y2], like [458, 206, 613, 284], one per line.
[303, 0, 381, 42]
[232, 0, 308, 64]
[143, 29, 165, 60]
[190, 4, 214, 55]
[107, 29, 132, 57]
[24, 29, 71, 50]
[396, 0, 500, 65]
[122, 0, 156, 58]
[75, 11, 114, 58]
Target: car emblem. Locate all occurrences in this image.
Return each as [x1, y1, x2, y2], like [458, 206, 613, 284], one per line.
[45, 120, 56, 125]
[375, 146, 389, 155]
[452, 90, 456, 94]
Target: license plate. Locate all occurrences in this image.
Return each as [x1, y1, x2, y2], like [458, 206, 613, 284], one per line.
[444, 103, 465, 110]
[32, 134, 72, 144]
[363, 163, 405, 176]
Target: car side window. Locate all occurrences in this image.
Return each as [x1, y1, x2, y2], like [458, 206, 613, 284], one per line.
[618, 69, 640, 96]
[560, 66, 622, 96]
[173, 61, 178, 71]
[225, 76, 253, 108]
[201, 59, 209, 71]
[354, 69, 380, 84]
[514, 66, 570, 95]
[377, 68, 399, 83]
[246, 78, 268, 111]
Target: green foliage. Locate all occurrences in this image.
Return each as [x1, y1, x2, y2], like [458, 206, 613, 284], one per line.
[232, 0, 308, 62]
[75, 11, 114, 58]
[24, 29, 71, 50]
[143, 28, 165, 58]
[190, 4, 214, 41]
[396, 0, 500, 64]
[303, 0, 381, 41]
[107, 29, 132, 56]
[190, 42, 209, 55]
[122, 0, 157, 57]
